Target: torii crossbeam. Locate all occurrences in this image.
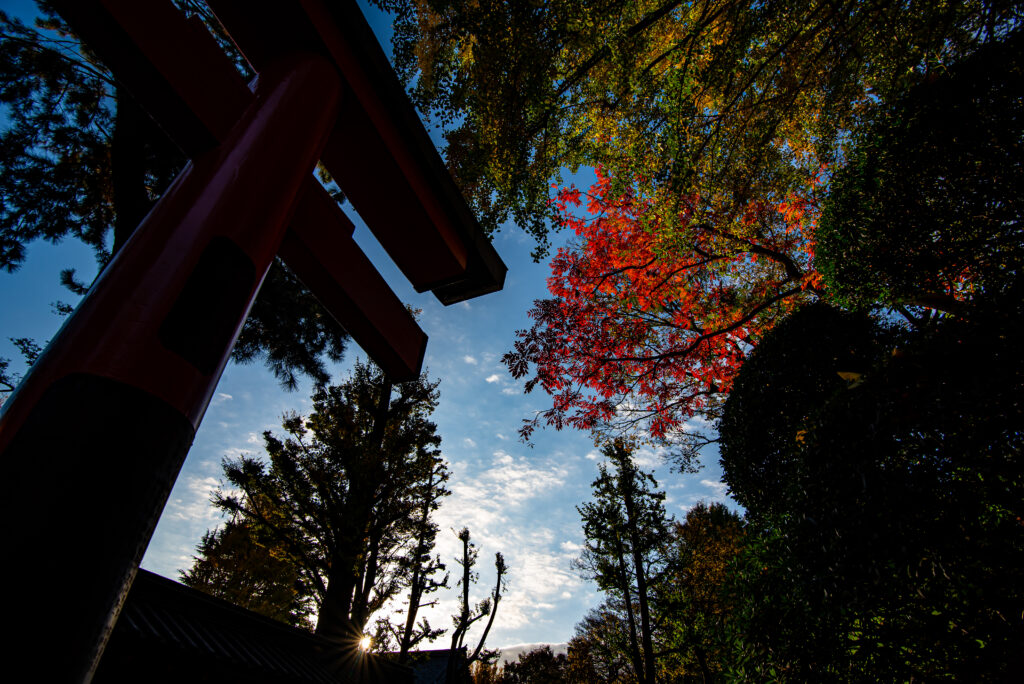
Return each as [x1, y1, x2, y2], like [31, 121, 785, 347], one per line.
[0, 2, 506, 681]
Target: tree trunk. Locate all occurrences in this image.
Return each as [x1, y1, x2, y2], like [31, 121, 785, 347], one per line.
[452, 532, 472, 651]
[695, 646, 713, 684]
[316, 562, 358, 644]
[400, 487, 435, 658]
[351, 524, 382, 631]
[612, 530, 645, 682]
[620, 458, 656, 684]
[468, 554, 505, 664]
[626, 513, 656, 684]
[316, 377, 393, 642]
[399, 555, 424, 658]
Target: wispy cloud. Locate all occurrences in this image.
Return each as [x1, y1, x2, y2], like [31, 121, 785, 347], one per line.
[632, 445, 666, 468]
[699, 479, 729, 500]
[485, 374, 501, 383]
[463, 355, 478, 365]
[497, 548, 584, 630]
[419, 446, 585, 645]
[164, 476, 223, 523]
[435, 452, 571, 543]
[463, 437, 477, 448]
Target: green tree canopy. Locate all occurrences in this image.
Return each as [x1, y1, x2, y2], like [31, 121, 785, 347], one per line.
[719, 293, 1024, 680]
[659, 502, 745, 682]
[374, 0, 1019, 257]
[497, 645, 568, 684]
[566, 601, 639, 684]
[817, 28, 1024, 311]
[432, 0, 1024, 446]
[718, 303, 890, 518]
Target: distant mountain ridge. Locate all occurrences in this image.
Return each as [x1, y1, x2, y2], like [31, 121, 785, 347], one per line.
[497, 642, 569, 666]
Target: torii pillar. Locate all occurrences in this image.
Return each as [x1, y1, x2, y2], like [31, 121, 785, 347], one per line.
[0, 1, 506, 682]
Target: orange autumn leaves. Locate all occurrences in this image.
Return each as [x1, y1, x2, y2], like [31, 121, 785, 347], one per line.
[504, 168, 823, 442]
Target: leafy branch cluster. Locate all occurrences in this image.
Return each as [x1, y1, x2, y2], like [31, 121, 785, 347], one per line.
[377, 0, 1018, 256]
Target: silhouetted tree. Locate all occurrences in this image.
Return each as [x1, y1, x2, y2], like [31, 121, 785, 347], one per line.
[818, 29, 1024, 312]
[179, 516, 315, 629]
[0, 357, 12, 395]
[374, 454, 450, 658]
[714, 31, 1024, 677]
[499, 645, 568, 684]
[575, 441, 668, 684]
[0, 337, 39, 403]
[719, 296, 1024, 680]
[448, 528, 507, 682]
[566, 602, 636, 684]
[718, 304, 889, 520]
[210, 362, 447, 649]
[398, 459, 450, 657]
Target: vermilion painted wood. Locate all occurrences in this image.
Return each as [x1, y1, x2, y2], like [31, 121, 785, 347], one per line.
[93, 0, 485, 297]
[1, 54, 343, 430]
[283, 184, 428, 376]
[55, 0, 247, 156]
[0, 2, 503, 680]
[297, 0, 470, 280]
[279, 222, 428, 379]
[303, 0, 506, 303]
[0, 53, 344, 683]
[206, 0, 506, 301]
[53, 0, 427, 379]
[206, 0, 469, 290]
[57, 0, 505, 305]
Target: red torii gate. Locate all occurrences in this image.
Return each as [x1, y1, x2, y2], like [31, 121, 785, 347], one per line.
[0, 1, 505, 681]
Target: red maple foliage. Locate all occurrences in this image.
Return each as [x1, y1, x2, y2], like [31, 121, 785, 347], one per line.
[503, 167, 823, 444]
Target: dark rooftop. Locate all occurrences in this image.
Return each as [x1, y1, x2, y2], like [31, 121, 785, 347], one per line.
[94, 569, 413, 684]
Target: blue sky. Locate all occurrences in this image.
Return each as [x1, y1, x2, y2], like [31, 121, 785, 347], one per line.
[0, 0, 737, 650]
